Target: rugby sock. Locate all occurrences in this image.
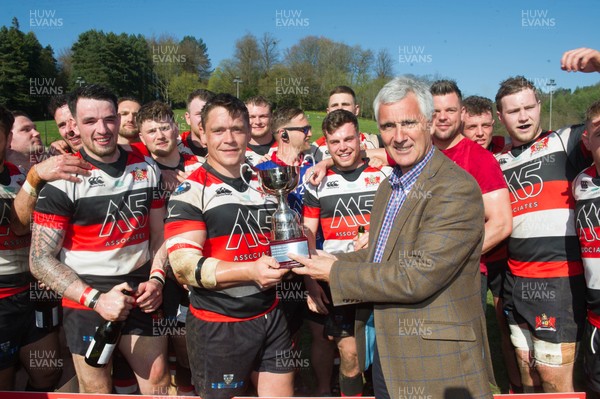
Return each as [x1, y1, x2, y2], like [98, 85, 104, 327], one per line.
[508, 383, 524, 394]
[340, 373, 364, 396]
[534, 385, 544, 393]
[177, 384, 196, 396]
[523, 385, 544, 393]
[25, 382, 56, 392]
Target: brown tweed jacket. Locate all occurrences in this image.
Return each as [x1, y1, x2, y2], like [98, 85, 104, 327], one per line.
[329, 149, 494, 399]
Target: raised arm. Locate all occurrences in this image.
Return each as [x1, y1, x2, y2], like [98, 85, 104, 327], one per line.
[561, 47, 600, 73]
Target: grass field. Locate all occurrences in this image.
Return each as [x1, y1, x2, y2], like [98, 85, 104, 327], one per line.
[35, 109, 380, 146]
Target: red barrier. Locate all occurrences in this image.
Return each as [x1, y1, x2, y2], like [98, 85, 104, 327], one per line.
[0, 393, 588, 399]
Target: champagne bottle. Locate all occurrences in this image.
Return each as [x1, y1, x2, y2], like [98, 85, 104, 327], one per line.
[357, 225, 366, 238]
[85, 319, 124, 368]
[33, 286, 60, 331]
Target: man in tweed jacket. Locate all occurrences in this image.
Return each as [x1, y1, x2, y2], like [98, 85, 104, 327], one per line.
[292, 76, 494, 399]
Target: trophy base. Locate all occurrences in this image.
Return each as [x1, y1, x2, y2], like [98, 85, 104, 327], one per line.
[270, 237, 309, 269]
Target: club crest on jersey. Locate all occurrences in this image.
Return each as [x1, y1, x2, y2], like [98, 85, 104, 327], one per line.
[0, 341, 10, 352]
[535, 313, 557, 332]
[172, 182, 191, 196]
[581, 180, 589, 190]
[131, 167, 148, 182]
[530, 137, 550, 155]
[210, 373, 243, 389]
[364, 176, 381, 186]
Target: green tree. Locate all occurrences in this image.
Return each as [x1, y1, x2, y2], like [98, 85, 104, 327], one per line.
[0, 18, 60, 118]
[169, 72, 205, 107]
[148, 34, 211, 103]
[71, 30, 155, 102]
[179, 35, 212, 81]
[207, 62, 237, 95]
[234, 33, 261, 98]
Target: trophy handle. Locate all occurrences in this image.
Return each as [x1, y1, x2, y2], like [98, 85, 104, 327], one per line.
[239, 163, 263, 194]
[302, 154, 315, 167]
[298, 154, 316, 190]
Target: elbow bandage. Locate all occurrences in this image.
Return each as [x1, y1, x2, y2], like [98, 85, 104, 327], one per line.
[195, 257, 219, 289]
[166, 237, 218, 288]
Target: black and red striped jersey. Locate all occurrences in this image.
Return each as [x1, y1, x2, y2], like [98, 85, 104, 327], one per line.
[155, 153, 202, 199]
[303, 164, 391, 254]
[177, 131, 207, 164]
[33, 147, 163, 277]
[0, 162, 30, 291]
[310, 132, 382, 163]
[155, 153, 202, 175]
[495, 125, 590, 278]
[245, 139, 277, 166]
[164, 163, 278, 320]
[573, 165, 600, 327]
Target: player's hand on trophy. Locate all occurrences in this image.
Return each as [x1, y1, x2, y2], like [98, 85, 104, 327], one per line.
[250, 255, 289, 289]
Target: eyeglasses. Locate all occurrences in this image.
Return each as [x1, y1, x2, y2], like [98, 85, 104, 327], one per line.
[284, 125, 312, 136]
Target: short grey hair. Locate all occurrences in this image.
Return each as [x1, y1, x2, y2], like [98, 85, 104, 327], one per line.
[373, 76, 434, 123]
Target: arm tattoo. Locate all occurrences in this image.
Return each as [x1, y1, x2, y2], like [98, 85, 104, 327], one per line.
[29, 223, 80, 295]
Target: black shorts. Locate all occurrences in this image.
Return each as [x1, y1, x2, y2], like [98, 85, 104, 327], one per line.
[324, 304, 356, 338]
[186, 306, 293, 399]
[583, 319, 600, 393]
[304, 307, 328, 325]
[161, 278, 188, 333]
[276, 274, 307, 336]
[0, 289, 51, 369]
[303, 281, 330, 326]
[503, 272, 586, 343]
[486, 260, 508, 298]
[63, 268, 160, 356]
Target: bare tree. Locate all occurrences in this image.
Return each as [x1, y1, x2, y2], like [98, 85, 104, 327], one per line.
[374, 49, 394, 80]
[234, 33, 261, 98]
[259, 32, 279, 74]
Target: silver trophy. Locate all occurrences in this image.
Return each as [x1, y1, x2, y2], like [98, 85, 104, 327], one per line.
[241, 157, 313, 268]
